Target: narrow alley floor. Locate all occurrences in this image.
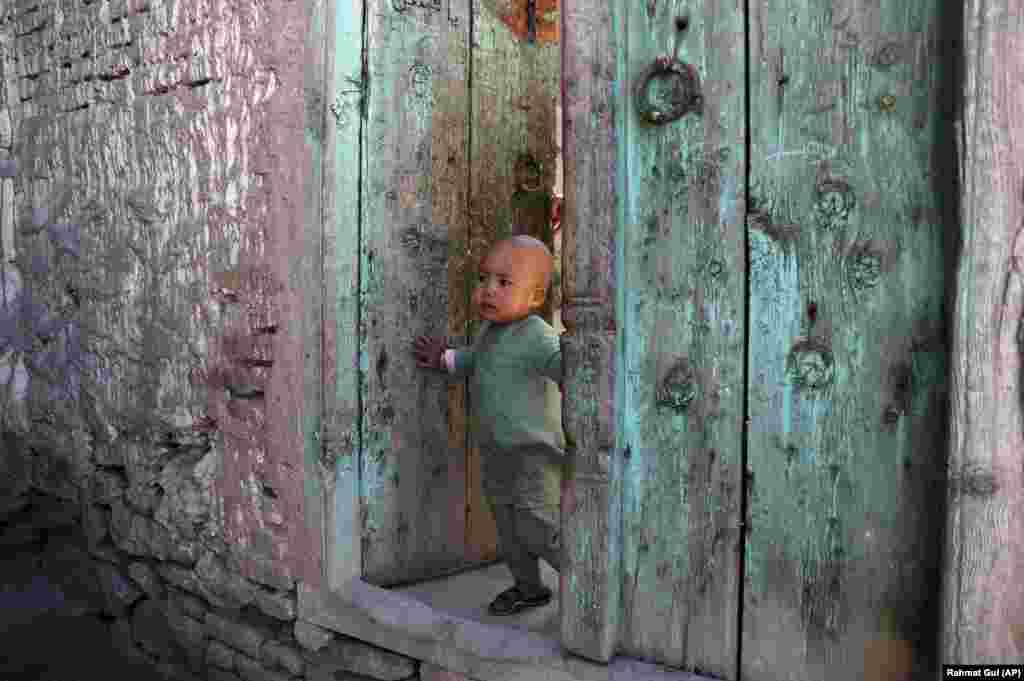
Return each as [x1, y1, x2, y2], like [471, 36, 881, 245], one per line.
[0, 554, 168, 681]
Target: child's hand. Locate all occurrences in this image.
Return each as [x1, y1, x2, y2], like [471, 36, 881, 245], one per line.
[413, 336, 446, 371]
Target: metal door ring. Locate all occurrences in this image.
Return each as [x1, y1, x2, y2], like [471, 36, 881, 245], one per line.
[635, 56, 702, 125]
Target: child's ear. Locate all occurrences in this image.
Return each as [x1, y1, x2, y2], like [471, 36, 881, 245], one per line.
[531, 285, 547, 308]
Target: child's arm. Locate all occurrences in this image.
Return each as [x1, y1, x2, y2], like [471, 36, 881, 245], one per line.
[529, 323, 563, 388]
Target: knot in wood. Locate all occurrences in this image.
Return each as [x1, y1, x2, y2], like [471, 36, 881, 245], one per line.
[656, 358, 697, 413]
[813, 180, 855, 231]
[847, 247, 882, 291]
[787, 339, 834, 391]
[872, 43, 902, 68]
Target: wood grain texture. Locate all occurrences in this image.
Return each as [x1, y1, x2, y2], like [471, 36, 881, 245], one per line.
[465, 0, 562, 563]
[618, 2, 745, 678]
[360, 0, 474, 586]
[942, 0, 1024, 664]
[323, 0, 365, 592]
[559, 0, 622, 665]
[745, 1, 951, 679]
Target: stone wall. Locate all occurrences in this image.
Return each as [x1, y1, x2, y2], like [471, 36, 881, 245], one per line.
[0, 2, 476, 680]
[0, 428, 480, 681]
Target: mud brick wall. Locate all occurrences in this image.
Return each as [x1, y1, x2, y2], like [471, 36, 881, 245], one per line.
[0, 0, 321, 586]
[0, 1, 476, 680]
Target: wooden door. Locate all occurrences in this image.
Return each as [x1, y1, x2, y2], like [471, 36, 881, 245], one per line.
[743, 2, 951, 679]
[561, 0, 952, 678]
[322, 0, 562, 590]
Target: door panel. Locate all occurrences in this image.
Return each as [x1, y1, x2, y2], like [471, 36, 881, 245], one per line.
[743, 2, 949, 679]
[359, 0, 473, 586]
[618, 2, 746, 678]
[323, 0, 364, 594]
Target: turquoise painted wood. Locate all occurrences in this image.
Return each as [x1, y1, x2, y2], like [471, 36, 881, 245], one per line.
[355, 0, 475, 586]
[565, 0, 952, 676]
[557, 0, 624, 664]
[744, 1, 950, 679]
[322, 0, 365, 592]
[617, 1, 746, 678]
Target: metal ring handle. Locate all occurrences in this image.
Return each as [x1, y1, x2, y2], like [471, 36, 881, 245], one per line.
[634, 56, 702, 125]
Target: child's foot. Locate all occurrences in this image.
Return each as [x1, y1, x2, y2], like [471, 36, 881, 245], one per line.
[487, 584, 553, 615]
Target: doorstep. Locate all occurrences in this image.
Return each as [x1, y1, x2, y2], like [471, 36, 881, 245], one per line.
[298, 578, 713, 681]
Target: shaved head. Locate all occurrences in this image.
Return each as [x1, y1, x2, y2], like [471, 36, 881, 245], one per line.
[492, 235, 554, 294]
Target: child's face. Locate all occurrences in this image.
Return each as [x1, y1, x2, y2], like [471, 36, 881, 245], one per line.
[473, 242, 548, 324]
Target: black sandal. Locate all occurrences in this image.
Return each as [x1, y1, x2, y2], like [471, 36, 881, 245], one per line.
[488, 585, 553, 615]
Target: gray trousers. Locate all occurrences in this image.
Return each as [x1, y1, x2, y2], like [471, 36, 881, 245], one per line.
[489, 501, 561, 592]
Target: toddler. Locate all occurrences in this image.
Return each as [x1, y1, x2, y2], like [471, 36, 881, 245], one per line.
[412, 234, 565, 616]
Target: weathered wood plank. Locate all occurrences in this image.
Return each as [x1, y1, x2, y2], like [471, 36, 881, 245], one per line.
[465, 0, 562, 563]
[360, 0, 474, 585]
[618, 2, 745, 677]
[942, 0, 1024, 664]
[323, 0, 365, 592]
[745, 1, 951, 678]
[559, 0, 622, 665]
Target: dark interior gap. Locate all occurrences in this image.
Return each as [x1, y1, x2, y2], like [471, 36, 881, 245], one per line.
[463, 0, 476, 556]
[356, 0, 369, 578]
[736, 0, 752, 678]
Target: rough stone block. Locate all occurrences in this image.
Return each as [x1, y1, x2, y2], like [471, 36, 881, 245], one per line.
[0, 107, 11, 148]
[83, 502, 110, 547]
[94, 560, 144, 617]
[92, 468, 127, 504]
[304, 636, 418, 681]
[165, 600, 206, 662]
[155, 660, 205, 681]
[129, 560, 166, 600]
[196, 550, 257, 609]
[234, 651, 294, 681]
[154, 448, 217, 541]
[294, 619, 334, 652]
[126, 476, 163, 515]
[93, 440, 126, 467]
[253, 587, 296, 621]
[170, 587, 209, 620]
[132, 598, 180, 660]
[89, 542, 123, 564]
[421, 662, 476, 681]
[243, 554, 296, 593]
[28, 436, 86, 503]
[160, 563, 204, 596]
[208, 639, 237, 670]
[0, 431, 32, 520]
[205, 611, 268, 660]
[261, 639, 305, 676]
[208, 668, 244, 681]
[110, 617, 153, 667]
[110, 500, 197, 565]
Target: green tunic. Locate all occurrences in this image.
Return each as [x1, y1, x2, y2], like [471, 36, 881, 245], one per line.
[446, 314, 565, 508]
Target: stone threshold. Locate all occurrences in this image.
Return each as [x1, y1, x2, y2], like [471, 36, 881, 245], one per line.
[298, 579, 715, 681]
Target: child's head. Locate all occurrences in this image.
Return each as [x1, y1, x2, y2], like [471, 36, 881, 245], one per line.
[473, 235, 554, 324]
